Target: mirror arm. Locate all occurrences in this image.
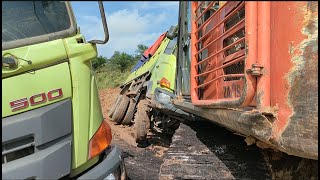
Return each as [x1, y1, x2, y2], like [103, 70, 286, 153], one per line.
[88, 1, 109, 44]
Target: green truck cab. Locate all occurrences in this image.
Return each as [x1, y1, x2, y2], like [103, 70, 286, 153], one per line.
[2, 2, 126, 179]
[108, 26, 191, 144]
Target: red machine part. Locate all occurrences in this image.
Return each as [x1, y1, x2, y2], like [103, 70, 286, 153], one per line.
[188, 1, 318, 159]
[143, 32, 167, 58]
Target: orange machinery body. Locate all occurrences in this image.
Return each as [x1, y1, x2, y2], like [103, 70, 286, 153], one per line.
[175, 1, 318, 160]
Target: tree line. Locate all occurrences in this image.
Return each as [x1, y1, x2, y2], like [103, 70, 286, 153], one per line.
[92, 44, 148, 72]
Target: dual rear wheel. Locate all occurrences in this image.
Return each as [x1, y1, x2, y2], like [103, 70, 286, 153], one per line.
[108, 94, 149, 143]
[109, 95, 130, 124]
[122, 99, 136, 125]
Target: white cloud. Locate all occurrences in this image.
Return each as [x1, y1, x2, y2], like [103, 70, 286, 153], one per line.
[75, 2, 178, 58]
[107, 9, 167, 35]
[131, 1, 179, 9]
[97, 32, 161, 57]
[77, 12, 163, 57]
[77, 15, 104, 41]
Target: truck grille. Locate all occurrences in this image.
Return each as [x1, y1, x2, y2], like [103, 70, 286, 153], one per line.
[2, 136, 35, 164]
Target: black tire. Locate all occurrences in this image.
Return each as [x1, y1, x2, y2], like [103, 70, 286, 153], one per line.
[122, 99, 136, 125]
[134, 99, 150, 143]
[108, 95, 121, 119]
[112, 95, 130, 124]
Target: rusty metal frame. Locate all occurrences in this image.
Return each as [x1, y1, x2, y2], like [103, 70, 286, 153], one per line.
[190, 1, 258, 108]
[176, 1, 318, 160]
[256, 2, 271, 108]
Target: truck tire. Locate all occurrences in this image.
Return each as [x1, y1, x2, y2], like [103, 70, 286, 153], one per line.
[134, 99, 150, 143]
[108, 95, 121, 119]
[122, 99, 136, 125]
[112, 95, 130, 124]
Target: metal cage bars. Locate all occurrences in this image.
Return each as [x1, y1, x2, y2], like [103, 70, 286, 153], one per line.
[190, 1, 258, 107]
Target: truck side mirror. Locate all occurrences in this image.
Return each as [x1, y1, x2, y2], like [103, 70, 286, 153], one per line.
[88, 1, 109, 44]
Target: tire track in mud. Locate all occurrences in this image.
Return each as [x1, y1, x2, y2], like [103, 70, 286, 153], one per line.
[160, 121, 272, 180]
[160, 120, 318, 180]
[111, 133, 164, 180]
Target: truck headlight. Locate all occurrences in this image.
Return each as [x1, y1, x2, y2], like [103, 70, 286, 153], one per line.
[157, 92, 171, 105]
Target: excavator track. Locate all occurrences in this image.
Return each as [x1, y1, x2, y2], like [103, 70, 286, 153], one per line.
[159, 121, 273, 180]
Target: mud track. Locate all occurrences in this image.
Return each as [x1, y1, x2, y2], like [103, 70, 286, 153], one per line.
[99, 88, 318, 180]
[100, 88, 174, 179]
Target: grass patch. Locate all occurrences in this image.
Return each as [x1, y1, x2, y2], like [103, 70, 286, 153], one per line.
[95, 63, 132, 89]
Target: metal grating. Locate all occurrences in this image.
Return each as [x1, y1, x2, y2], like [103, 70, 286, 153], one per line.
[191, 1, 246, 101]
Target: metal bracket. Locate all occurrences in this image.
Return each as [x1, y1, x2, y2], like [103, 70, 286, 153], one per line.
[247, 63, 264, 76]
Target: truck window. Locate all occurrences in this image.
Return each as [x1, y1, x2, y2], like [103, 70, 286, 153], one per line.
[2, 1, 76, 50]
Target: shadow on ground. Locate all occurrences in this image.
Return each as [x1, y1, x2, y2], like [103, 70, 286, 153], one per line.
[186, 119, 318, 180]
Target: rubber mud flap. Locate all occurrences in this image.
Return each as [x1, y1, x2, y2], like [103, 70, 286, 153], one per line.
[108, 95, 122, 120]
[122, 99, 136, 125]
[112, 95, 130, 124]
[134, 99, 150, 143]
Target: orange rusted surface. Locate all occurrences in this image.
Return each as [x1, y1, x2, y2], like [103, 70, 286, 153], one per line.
[185, 1, 318, 159]
[256, 1, 271, 109]
[268, 1, 318, 159]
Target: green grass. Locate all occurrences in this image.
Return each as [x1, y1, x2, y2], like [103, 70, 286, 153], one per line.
[92, 44, 148, 89]
[95, 63, 132, 89]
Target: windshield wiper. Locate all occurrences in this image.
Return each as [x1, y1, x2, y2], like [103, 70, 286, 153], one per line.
[3, 53, 32, 67]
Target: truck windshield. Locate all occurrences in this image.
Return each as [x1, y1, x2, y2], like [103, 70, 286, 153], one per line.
[2, 1, 75, 49]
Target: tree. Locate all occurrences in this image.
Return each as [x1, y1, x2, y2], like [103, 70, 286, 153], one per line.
[109, 51, 135, 72]
[92, 56, 106, 70]
[133, 44, 149, 63]
[135, 44, 148, 55]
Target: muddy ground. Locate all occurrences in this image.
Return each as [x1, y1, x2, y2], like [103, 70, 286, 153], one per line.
[100, 88, 172, 179]
[99, 88, 318, 180]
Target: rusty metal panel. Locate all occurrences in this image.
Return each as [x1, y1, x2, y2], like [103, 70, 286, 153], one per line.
[267, 1, 318, 159]
[190, 1, 257, 108]
[181, 1, 318, 160]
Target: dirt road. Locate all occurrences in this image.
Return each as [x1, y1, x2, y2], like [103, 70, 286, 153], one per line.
[100, 88, 172, 179]
[99, 88, 318, 180]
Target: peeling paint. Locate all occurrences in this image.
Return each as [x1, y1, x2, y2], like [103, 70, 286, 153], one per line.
[277, 2, 318, 159]
[286, 27, 317, 85]
[285, 3, 318, 130]
[288, 42, 294, 54]
[261, 105, 279, 119]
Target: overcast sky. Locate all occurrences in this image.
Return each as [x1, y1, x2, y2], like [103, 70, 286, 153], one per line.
[71, 1, 179, 58]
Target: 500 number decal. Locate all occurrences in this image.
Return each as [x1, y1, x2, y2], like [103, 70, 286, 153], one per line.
[10, 88, 63, 112]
